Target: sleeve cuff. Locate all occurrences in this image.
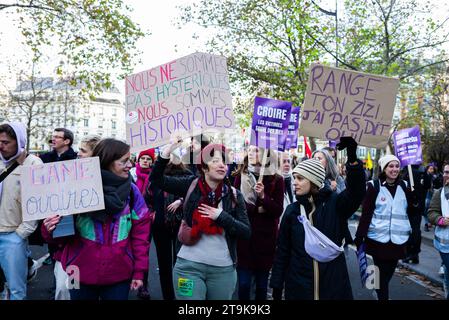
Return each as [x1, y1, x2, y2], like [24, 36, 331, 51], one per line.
[132, 271, 144, 281]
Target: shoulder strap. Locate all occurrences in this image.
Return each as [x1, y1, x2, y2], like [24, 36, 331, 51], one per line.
[182, 178, 199, 213]
[371, 179, 380, 194]
[0, 160, 20, 183]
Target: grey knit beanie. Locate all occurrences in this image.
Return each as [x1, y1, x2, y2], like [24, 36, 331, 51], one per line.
[292, 158, 326, 188]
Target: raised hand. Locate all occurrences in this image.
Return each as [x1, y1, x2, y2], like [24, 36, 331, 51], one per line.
[336, 136, 358, 163]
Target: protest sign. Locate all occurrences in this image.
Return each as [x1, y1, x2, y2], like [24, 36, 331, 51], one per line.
[125, 52, 235, 152]
[284, 107, 301, 149]
[299, 64, 399, 148]
[393, 126, 422, 167]
[21, 157, 105, 222]
[250, 96, 292, 152]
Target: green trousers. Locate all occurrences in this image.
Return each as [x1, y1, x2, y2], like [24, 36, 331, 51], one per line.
[173, 257, 237, 300]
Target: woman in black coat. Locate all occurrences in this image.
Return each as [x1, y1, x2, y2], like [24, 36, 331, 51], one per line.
[270, 137, 366, 300]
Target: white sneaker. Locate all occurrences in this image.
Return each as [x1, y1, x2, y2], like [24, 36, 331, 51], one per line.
[27, 253, 50, 283]
[439, 265, 445, 277]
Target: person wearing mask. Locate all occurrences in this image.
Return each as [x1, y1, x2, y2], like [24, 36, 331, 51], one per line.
[0, 122, 42, 300]
[355, 155, 420, 300]
[42, 138, 151, 300]
[41, 134, 101, 300]
[150, 140, 251, 300]
[233, 146, 284, 300]
[270, 137, 365, 300]
[427, 163, 449, 300]
[146, 153, 192, 300]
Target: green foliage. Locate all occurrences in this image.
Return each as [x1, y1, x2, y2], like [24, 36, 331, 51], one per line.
[1, 0, 144, 95]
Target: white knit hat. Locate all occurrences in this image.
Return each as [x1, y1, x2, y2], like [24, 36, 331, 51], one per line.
[292, 158, 326, 188]
[378, 155, 400, 172]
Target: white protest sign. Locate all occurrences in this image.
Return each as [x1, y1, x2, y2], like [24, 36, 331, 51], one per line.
[21, 157, 105, 222]
[125, 52, 236, 152]
[299, 64, 399, 148]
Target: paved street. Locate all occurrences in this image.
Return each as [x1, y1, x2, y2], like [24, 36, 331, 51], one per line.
[25, 235, 444, 300]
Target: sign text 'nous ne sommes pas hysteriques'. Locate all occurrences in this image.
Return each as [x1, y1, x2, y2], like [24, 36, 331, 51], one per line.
[125, 52, 236, 152]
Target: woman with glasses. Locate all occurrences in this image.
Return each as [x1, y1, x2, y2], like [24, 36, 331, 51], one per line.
[42, 138, 152, 300]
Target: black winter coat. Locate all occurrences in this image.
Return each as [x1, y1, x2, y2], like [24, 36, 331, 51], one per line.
[149, 156, 251, 265]
[270, 160, 366, 300]
[39, 147, 77, 163]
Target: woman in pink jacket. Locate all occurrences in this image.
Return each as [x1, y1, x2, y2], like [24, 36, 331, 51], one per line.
[42, 138, 151, 300]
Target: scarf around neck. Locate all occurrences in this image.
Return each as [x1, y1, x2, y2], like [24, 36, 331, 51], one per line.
[191, 178, 224, 240]
[87, 170, 132, 223]
[135, 163, 152, 195]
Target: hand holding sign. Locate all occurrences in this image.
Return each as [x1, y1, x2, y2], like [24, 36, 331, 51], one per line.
[162, 136, 183, 158]
[254, 182, 265, 200]
[43, 215, 62, 233]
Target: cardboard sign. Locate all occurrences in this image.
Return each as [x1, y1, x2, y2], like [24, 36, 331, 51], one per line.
[299, 64, 399, 148]
[250, 96, 292, 151]
[393, 126, 422, 167]
[125, 52, 235, 152]
[21, 157, 105, 222]
[284, 107, 301, 149]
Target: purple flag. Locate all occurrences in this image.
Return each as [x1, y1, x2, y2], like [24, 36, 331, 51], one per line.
[393, 126, 422, 167]
[284, 107, 301, 149]
[250, 96, 292, 151]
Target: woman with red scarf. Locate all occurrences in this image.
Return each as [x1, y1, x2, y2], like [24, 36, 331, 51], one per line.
[150, 139, 251, 300]
[133, 148, 155, 195]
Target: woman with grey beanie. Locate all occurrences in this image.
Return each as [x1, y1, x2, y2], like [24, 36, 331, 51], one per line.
[270, 137, 366, 300]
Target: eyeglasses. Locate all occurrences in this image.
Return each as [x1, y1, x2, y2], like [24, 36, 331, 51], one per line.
[52, 135, 65, 140]
[117, 159, 132, 167]
[443, 171, 449, 175]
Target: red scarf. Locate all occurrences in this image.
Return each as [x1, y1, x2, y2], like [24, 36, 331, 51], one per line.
[191, 178, 224, 239]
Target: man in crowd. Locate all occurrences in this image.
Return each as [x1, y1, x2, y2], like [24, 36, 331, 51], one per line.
[0, 122, 43, 299]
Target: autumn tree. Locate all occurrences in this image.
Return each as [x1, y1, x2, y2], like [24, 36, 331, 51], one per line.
[180, 0, 449, 161]
[0, 0, 144, 93]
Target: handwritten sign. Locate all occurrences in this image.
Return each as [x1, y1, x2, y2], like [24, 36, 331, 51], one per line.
[125, 52, 235, 152]
[21, 157, 105, 222]
[284, 107, 300, 149]
[250, 96, 292, 151]
[299, 64, 399, 148]
[393, 126, 422, 167]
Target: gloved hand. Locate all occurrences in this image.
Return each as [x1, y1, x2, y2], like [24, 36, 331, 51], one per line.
[336, 136, 358, 163]
[272, 288, 283, 300]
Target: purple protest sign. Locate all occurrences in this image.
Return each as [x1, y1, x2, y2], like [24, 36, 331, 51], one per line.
[284, 107, 301, 149]
[393, 126, 422, 167]
[250, 96, 292, 151]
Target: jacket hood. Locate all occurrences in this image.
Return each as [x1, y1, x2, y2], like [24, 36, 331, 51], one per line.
[0, 122, 26, 165]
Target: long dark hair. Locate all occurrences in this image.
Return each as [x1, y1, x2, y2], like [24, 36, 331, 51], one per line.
[92, 138, 130, 170]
